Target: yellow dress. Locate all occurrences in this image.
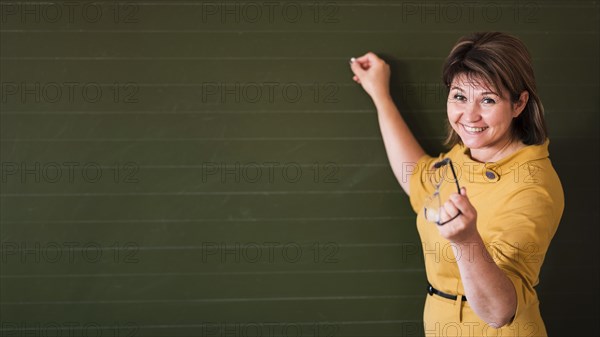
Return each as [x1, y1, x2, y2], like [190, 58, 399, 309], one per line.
[409, 139, 564, 337]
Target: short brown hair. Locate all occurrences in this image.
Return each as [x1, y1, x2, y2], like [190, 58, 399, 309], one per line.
[442, 32, 548, 147]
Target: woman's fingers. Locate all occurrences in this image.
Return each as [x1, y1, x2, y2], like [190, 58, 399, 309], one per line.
[349, 59, 367, 76]
[350, 52, 386, 76]
[436, 187, 478, 243]
[351, 52, 382, 70]
[355, 51, 379, 64]
[449, 187, 474, 217]
[439, 207, 451, 224]
[349, 52, 391, 99]
[441, 199, 460, 223]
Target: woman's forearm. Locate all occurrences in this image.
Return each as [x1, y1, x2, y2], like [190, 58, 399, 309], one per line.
[372, 94, 426, 195]
[455, 233, 517, 328]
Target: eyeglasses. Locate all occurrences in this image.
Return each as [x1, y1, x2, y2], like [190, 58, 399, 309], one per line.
[423, 158, 462, 226]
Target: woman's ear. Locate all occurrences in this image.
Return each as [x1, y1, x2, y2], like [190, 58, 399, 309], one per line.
[512, 90, 529, 117]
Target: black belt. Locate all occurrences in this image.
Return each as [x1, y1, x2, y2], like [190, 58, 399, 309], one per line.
[427, 284, 467, 301]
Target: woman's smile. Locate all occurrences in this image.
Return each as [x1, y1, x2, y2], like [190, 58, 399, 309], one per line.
[460, 123, 489, 134]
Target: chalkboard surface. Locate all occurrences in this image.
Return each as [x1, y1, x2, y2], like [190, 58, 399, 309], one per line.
[1, 1, 598, 336]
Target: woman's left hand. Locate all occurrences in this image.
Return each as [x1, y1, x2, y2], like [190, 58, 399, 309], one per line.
[438, 186, 479, 243]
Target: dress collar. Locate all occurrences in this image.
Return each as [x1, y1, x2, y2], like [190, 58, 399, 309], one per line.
[453, 139, 550, 183]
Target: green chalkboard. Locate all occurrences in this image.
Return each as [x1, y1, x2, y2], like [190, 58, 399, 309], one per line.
[1, 1, 598, 336]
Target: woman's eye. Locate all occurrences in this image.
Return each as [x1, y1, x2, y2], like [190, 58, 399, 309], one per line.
[482, 97, 496, 104]
[453, 94, 466, 101]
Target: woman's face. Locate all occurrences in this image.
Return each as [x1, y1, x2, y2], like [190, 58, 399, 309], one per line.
[447, 73, 527, 160]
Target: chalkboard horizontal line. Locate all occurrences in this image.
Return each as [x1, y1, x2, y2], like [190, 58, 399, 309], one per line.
[2, 29, 598, 33]
[0, 111, 383, 115]
[0, 82, 591, 87]
[1, 216, 411, 224]
[0, 82, 366, 87]
[0, 109, 405, 115]
[3, 137, 384, 142]
[0, 55, 446, 60]
[1, 242, 414, 253]
[0, 190, 402, 197]
[0, 1, 591, 7]
[1, 136, 595, 142]
[4, 1, 587, 7]
[1, 108, 594, 115]
[2, 55, 598, 60]
[144, 319, 421, 328]
[0, 320, 422, 333]
[0, 295, 422, 305]
[1, 268, 424, 279]
[2, 242, 413, 252]
[0, 163, 392, 169]
[134, 1, 598, 7]
[136, 163, 393, 168]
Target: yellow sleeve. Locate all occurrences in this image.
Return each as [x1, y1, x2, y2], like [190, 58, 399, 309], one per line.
[484, 186, 562, 324]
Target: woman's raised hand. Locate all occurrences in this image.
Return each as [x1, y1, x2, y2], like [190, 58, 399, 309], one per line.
[438, 187, 479, 244]
[349, 52, 391, 101]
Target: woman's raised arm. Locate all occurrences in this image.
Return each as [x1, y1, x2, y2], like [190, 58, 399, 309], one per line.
[350, 52, 426, 195]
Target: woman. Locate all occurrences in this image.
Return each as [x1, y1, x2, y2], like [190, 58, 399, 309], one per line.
[349, 32, 564, 336]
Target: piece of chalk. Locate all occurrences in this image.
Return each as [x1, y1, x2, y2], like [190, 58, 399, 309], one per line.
[350, 57, 356, 63]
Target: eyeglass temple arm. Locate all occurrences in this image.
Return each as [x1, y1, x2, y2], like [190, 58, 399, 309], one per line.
[448, 163, 461, 193]
[433, 158, 461, 193]
[437, 212, 461, 226]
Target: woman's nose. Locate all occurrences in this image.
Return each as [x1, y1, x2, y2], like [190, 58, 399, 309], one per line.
[462, 102, 481, 122]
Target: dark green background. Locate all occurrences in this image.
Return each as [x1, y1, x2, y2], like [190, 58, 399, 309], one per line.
[1, 1, 598, 336]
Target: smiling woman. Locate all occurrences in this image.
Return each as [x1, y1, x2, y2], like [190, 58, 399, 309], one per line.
[446, 74, 530, 163]
[349, 32, 564, 337]
[442, 32, 548, 164]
